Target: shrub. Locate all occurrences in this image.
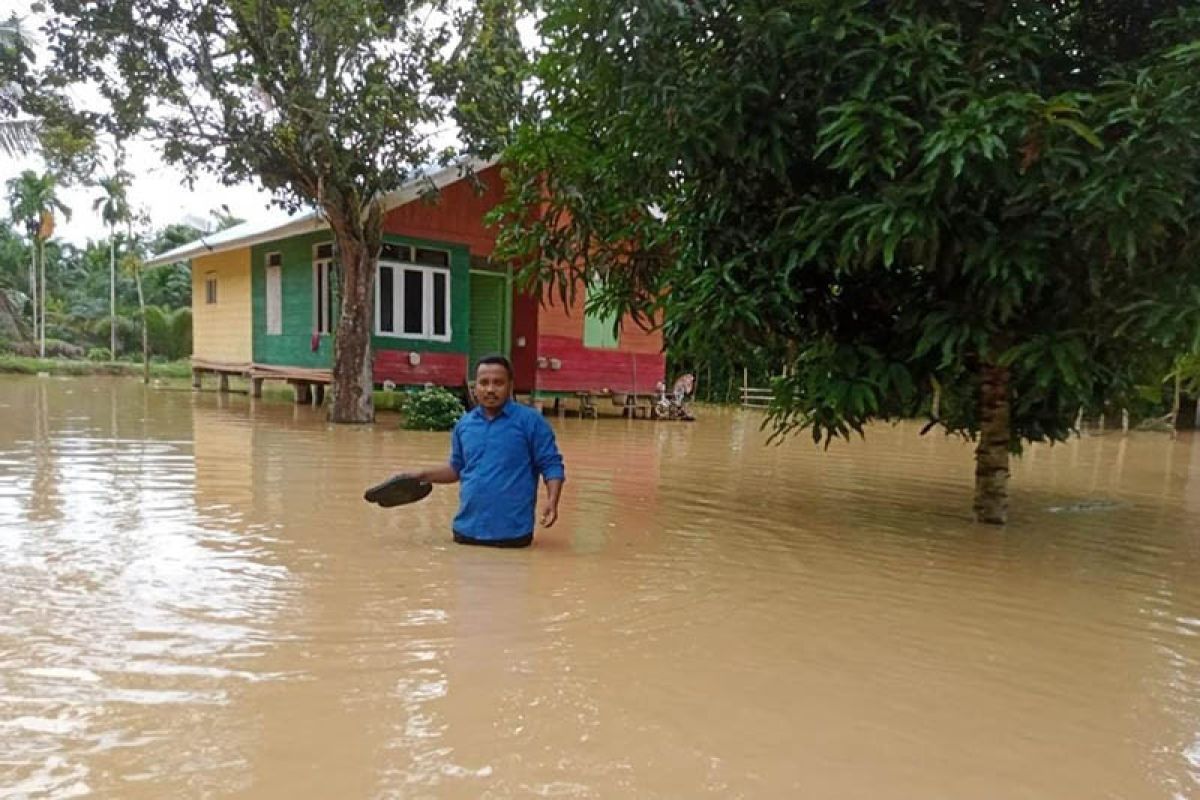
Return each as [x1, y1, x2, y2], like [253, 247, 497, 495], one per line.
[9, 339, 85, 359]
[87, 347, 113, 362]
[401, 386, 464, 431]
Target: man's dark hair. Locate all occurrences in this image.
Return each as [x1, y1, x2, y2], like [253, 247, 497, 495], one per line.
[476, 354, 513, 379]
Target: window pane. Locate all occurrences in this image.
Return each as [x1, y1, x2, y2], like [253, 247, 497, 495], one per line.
[403, 269, 424, 334]
[266, 266, 282, 334]
[317, 266, 325, 332]
[414, 248, 449, 268]
[379, 266, 394, 333]
[324, 263, 336, 333]
[380, 243, 411, 262]
[433, 271, 447, 336]
[316, 243, 333, 259]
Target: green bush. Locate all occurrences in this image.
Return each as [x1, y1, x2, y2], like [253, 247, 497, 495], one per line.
[401, 386, 464, 431]
[87, 347, 112, 362]
[373, 388, 408, 412]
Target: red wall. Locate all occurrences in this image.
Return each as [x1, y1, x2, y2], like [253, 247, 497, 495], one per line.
[511, 289, 540, 393]
[382, 165, 505, 255]
[535, 335, 666, 394]
[374, 350, 468, 387]
[535, 288, 665, 394]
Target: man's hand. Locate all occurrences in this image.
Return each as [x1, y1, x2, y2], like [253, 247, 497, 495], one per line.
[541, 478, 563, 528]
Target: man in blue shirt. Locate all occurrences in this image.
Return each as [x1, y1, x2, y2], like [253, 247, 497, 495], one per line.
[409, 355, 565, 548]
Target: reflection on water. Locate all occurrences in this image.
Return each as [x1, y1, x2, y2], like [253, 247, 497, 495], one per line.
[0, 375, 1198, 798]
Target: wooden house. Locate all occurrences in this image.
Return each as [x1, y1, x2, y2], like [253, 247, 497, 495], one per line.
[145, 161, 666, 410]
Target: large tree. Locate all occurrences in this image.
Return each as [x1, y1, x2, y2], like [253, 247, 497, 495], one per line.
[40, 0, 509, 422]
[494, 0, 1200, 523]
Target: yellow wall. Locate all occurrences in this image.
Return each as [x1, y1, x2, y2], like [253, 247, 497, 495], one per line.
[192, 248, 252, 365]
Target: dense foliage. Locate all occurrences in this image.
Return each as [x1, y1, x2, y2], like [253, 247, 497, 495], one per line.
[401, 386, 465, 431]
[494, 0, 1200, 521]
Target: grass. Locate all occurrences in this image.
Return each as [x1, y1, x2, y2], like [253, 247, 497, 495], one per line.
[0, 355, 193, 379]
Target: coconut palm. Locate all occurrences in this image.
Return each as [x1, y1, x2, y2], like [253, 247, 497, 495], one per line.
[93, 166, 132, 357]
[6, 170, 71, 356]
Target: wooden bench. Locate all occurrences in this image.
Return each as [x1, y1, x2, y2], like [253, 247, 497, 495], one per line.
[609, 392, 653, 419]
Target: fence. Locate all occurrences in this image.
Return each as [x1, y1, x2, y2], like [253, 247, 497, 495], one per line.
[740, 368, 775, 409]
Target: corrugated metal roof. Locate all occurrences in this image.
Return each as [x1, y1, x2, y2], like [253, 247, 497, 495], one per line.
[145, 157, 497, 268]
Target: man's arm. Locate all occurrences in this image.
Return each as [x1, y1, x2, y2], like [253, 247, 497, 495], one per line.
[412, 464, 460, 484]
[532, 417, 565, 527]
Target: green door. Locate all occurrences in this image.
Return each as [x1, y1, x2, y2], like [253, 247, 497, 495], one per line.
[469, 271, 508, 371]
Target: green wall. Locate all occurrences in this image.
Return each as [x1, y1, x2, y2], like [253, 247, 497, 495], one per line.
[251, 232, 335, 369]
[250, 231, 471, 369]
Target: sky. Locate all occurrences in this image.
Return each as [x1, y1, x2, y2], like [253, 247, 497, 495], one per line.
[2, 1, 539, 246]
[0, 1, 326, 244]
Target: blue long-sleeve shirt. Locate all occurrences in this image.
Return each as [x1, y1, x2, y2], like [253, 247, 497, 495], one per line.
[449, 399, 566, 541]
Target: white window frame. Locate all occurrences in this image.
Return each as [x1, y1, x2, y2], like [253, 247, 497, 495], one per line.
[375, 255, 452, 342]
[313, 244, 335, 335]
[265, 252, 283, 335]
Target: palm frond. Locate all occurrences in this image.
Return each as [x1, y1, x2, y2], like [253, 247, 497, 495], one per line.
[0, 118, 38, 158]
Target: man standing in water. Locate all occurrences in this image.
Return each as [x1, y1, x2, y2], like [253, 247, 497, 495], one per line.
[408, 355, 564, 548]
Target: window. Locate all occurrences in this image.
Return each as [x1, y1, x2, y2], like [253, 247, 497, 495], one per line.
[265, 252, 283, 335]
[313, 243, 335, 335]
[583, 274, 619, 348]
[205, 273, 218, 305]
[376, 244, 451, 341]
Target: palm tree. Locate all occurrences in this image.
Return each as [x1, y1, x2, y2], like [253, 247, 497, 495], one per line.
[119, 212, 152, 383]
[0, 15, 39, 157]
[6, 170, 71, 357]
[93, 166, 132, 358]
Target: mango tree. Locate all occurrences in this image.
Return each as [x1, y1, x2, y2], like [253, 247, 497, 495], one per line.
[495, 0, 1200, 523]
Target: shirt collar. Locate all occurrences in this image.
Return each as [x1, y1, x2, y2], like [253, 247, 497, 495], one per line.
[474, 398, 514, 419]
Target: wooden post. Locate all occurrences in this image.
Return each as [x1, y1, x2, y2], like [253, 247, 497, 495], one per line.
[218, 373, 230, 394]
[1122, 408, 1129, 434]
[294, 381, 311, 405]
[313, 384, 326, 406]
[192, 369, 202, 390]
[742, 368, 749, 407]
[251, 377, 264, 399]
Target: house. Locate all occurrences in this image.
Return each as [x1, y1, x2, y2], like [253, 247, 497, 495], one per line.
[144, 161, 666, 410]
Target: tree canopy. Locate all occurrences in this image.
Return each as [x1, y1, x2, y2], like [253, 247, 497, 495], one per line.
[494, 0, 1200, 522]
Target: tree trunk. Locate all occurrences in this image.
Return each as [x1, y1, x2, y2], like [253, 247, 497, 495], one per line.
[110, 233, 117, 357]
[326, 202, 382, 424]
[38, 238, 46, 358]
[135, 267, 149, 384]
[28, 244, 37, 346]
[1169, 372, 1182, 428]
[973, 362, 1011, 525]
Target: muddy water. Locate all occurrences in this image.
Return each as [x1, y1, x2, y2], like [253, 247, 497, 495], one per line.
[0, 376, 1198, 799]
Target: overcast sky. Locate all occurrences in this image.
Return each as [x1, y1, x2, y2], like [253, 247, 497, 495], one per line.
[0, 1, 347, 244]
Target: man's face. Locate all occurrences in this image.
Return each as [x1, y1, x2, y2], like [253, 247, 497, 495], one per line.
[475, 363, 511, 410]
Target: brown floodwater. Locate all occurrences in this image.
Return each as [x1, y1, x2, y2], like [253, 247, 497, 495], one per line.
[0, 375, 1198, 799]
